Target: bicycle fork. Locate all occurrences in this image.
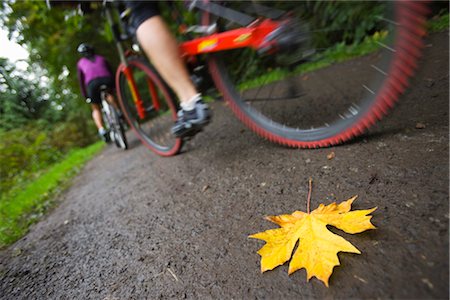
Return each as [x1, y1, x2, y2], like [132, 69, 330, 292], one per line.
[121, 67, 162, 119]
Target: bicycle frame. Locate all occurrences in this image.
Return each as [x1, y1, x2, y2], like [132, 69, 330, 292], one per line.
[180, 19, 281, 57]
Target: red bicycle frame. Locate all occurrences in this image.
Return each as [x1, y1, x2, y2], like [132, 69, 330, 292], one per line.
[180, 19, 281, 56]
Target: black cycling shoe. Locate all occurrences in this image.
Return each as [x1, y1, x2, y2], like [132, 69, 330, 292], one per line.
[171, 100, 211, 138]
[99, 128, 111, 143]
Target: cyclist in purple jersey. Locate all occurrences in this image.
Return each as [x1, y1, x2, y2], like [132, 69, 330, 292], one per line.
[76, 43, 118, 142]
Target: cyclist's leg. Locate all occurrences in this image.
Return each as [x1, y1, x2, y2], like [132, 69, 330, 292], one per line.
[87, 79, 105, 130]
[105, 93, 118, 110]
[126, 1, 210, 137]
[136, 16, 197, 104]
[105, 91, 126, 124]
[102, 76, 120, 111]
[91, 103, 104, 130]
[88, 78, 110, 141]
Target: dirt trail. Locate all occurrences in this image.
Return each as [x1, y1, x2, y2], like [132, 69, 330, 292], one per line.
[0, 31, 448, 299]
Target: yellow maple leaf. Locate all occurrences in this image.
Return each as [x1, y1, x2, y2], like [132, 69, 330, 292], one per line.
[249, 195, 376, 287]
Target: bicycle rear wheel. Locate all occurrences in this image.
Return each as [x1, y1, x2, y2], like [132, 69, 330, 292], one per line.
[100, 104, 113, 144]
[204, 1, 428, 147]
[116, 57, 182, 156]
[111, 107, 128, 150]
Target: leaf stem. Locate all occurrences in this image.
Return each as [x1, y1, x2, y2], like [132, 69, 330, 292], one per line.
[307, 177, 312, 214]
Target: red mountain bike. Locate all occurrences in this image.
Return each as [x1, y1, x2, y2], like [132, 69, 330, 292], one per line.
[107, 1, 429, 156]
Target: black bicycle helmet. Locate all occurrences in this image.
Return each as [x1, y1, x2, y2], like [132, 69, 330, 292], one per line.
[77, 43, 94, 56]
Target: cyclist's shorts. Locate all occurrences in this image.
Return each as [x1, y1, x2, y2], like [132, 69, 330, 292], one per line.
[126, 1, 160, 36]
[87, 76, 115, 104]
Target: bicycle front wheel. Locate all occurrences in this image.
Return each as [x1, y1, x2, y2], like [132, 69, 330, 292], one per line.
[205, 1, 428, 148]
[116, 57, 182, 156]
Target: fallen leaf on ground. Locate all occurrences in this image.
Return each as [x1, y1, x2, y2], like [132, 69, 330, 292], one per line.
[250, 195, 376, 287]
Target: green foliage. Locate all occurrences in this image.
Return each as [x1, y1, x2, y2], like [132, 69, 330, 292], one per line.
[0, 119, 97, 197]
[0, 58, 60, 130]
[428, 12, 450, 32]
[0, 2, 106, 198]
[0, 0, 119, 91]
[297, 1, 387, 47]
[0, 55, 98, 197]
[0, 142, 104, 247]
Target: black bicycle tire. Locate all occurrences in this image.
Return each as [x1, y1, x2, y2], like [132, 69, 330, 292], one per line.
[111, 106, 128, 150]
[116, 57, 182, 156]
[101, 103, 114, 144]
[204, 1, 428, 148]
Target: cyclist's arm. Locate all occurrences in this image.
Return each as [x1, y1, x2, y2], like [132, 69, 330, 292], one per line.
[77, 66, 87, 98]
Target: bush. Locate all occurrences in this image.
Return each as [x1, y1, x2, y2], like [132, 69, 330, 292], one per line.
[49, 120, 97, 151]
[297, 1, 387, 47]
[0, 118, 97, 197]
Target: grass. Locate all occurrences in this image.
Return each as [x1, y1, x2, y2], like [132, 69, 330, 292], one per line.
[0, 142, 104, 247]
[428, 12, 449, 33]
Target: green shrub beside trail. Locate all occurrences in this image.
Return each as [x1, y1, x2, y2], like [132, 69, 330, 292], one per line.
[0, 142, 104, 247]
[0, 120, 97, 197]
